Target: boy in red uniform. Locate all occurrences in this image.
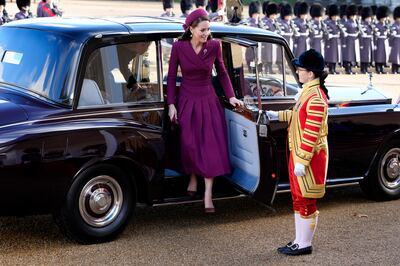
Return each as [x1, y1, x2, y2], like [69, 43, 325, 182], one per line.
[267, 49, 329, 256]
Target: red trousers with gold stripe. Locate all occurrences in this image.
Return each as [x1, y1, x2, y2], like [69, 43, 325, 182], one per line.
[288, 152, 317, 217]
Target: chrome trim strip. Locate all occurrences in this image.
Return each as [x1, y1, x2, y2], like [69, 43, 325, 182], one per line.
[152, 194, 246, 206]
[0, 107, 165, 130]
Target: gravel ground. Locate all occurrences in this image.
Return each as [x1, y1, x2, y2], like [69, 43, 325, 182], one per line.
[0, 186, 399, 265]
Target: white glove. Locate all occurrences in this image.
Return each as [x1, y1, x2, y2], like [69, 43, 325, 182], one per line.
[294, 163, 306, 177]
[328, 33, 333, 39]
[266, 110, 278, 121]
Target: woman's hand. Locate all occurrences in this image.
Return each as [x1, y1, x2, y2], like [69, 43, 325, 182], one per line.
[229, 97, 244, 107]
[168, 104, 178, 123]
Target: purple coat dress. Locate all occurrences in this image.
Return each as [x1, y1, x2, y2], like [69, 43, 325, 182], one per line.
[389, 22, 400, 64]
[324, 19, 340, 63]
[374, 22, 388, 64]
[167, 39, 235, 178]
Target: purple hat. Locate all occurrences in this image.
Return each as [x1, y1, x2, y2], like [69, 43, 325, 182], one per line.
[183, 8, 209, 30]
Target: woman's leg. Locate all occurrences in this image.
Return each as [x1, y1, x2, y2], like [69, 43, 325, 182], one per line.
[187, 174, 197, 192]
[204, 177, 214, 209]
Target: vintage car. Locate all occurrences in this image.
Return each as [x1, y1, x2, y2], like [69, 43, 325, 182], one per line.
[0, 17, 399, 243]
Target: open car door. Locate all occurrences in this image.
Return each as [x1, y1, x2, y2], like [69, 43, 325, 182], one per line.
[222, 37, 280, 205]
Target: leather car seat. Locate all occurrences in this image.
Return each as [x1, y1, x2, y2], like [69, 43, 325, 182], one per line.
[78, 79, 105, 106]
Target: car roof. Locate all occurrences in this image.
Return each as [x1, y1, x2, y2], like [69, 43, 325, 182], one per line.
[4, 16, 283, 43]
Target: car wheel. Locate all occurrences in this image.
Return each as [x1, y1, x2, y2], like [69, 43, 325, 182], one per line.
[54, 164, 135, 244]
[360, 140, 400, 201]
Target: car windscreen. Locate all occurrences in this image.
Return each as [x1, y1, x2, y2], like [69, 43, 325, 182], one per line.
[0, 27, 80, 105]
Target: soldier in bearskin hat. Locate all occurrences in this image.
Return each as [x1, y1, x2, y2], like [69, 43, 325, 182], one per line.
[324, 4, 341, 74]
[359, 7, 374, 74]
[389, 6, 400, 74]
[374, 6, 390, 74]
[161, 0, 175, 17]
[261, 2, 279, 74]
[292, 2, 309, 58]
[180, 0, 193, 18]
[276, 3, 294, 73]
[342, 5, 359, 74]
[15, 0, 33, 20]
[242, 1, 262, 73]
[0, 0, 11, 25]
[309, 4, 324, 55]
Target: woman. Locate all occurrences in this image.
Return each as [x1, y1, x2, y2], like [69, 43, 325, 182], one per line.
[267, 49, 329, 255]
[167, 8, 242, 213]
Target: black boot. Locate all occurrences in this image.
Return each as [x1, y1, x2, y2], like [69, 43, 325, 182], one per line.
[328, 63, 334, 74]
[392, 64, 397, 74]
[361, 63, 368, 74]
[344, 62, 353, 74]
[376, 63, 381, 74]
[380, 64, 387, 74]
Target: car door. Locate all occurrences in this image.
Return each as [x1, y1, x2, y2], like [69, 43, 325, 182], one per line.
[220, 37, 282, 205]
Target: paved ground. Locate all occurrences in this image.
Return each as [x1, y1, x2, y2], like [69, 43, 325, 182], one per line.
[0, 1, 399, 265]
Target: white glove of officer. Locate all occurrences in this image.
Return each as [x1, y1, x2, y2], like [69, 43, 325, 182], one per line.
[266, 110, 278, 121]
[294, 163, 306, 177]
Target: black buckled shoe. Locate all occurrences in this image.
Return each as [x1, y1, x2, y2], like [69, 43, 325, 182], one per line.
[277, 242, 293, 253]
[278, 243, 312, 256]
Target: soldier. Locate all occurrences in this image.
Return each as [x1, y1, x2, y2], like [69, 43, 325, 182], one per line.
[374, 6, 390, 74]
[180, 0, 193, 18]
[0, 0, 11, 25]
[15, 0, 33, 20]
[389, 6, 400, 74]
[342, 5, 358, 74]
[324, 4, 341, 74]
[359, 7, 374, 74]
[242, 1, 262, 73]
[161, 0, 175, 17]
[261, 2, 279, 74]
[309, 4, 324, 55]
[339, 4, 347, 67]
[292, 2, 309, 58]
[278, 3, 294, 50]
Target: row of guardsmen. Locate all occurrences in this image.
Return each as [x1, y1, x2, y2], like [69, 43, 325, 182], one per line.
[0, 0, 62, 24]
[240, 1, 400, 75]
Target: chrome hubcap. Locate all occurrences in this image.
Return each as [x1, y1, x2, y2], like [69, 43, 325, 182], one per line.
[380, 148, 400, 189]
[79, 175, 123, 227]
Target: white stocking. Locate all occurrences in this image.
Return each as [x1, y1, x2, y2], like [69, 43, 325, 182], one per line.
[297, 212, 318, 248]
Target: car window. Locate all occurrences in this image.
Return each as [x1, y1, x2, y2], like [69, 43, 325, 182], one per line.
[228, 41, 299, 99]
[79, 41, 161, 107]
[161, 38, 182, 84]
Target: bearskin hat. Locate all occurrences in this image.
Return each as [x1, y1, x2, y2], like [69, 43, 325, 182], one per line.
[361, 6, 372, 20]
[266, 3, 278, 17]
[17, 0, 31, 9]
[195, 0, 207, 8]
[346, 5, 357, 17]
[248, 1, 261, 17]
[262, 1, 269, 15]
[328, 4, 339, 17]
[340, 5, 347, 18]
[371, 5, 377, 16]
[357, 5, 363, 16]
[280, 3, 292, 18]
[298, 2, 309, 16]
[310, 3, 323, 18]
[180, 0, 192, 14]
[376, 6, 390, 20]
[163, 0, 174, 10]
[394, 6, 400, 20]
[0, 0, 5, 6]
[293, 1, 302, 17]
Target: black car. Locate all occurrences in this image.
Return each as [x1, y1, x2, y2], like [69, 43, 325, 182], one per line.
[0, 17, 399, 243]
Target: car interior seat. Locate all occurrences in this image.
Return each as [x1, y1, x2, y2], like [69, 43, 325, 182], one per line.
[78, 79, 105, 106]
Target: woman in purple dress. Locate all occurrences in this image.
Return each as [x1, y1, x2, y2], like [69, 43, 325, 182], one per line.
[167, 8, 242, 213]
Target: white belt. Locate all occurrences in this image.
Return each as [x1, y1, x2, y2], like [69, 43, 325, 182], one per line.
[347, 33, 358, 37]
[377, 36, 387, 39]
[299, 33, 308, 36]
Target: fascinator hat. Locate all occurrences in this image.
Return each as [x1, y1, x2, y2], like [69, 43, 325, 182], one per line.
[183, 8, 209, 30]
